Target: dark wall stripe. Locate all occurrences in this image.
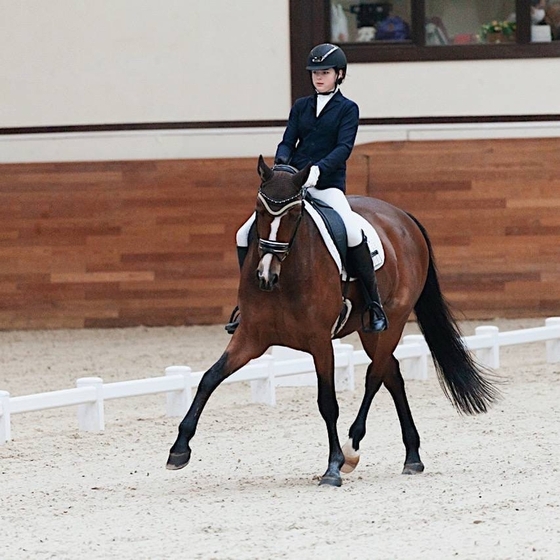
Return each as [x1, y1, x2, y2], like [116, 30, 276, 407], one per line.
[2, 114, 560, 136]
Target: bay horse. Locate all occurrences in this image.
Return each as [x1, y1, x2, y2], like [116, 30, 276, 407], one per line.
[167, 156, 498, 486]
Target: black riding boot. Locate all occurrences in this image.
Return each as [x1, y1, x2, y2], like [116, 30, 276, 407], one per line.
[225, 246, 248, 334]
[347, 236, 388, 333]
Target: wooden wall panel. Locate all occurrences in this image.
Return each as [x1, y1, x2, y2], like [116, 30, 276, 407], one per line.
[0, 158, 255, 329]
[354, 138, 560, 319]
[0, 137, 559, 329]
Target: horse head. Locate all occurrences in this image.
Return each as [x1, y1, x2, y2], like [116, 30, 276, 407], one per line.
[255, 156, 311, 291]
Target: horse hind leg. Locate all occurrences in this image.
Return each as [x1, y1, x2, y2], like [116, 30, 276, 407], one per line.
[342, 328, 424, 476]
[383, 355, 424, 474]
[341, 362, 383, 474]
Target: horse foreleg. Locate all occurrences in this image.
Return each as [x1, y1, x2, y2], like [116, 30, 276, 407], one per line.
[382, 356, 424, 475]
[166, 340, 263, 471]
[314, 351, 345, 487]
[166, 352, 229, 470]
[342, 362, 383, 474]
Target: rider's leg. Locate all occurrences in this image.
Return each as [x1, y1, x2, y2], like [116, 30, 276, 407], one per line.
[225, 214, 254, 334]
[307, 187, 388, 332]
[346, 233, 388, 332]
[235, 245, 249, 269]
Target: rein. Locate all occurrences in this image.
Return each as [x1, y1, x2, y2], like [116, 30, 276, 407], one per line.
[257, 185, 306, 262]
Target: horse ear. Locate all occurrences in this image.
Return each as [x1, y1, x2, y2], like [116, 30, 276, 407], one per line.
[293, 163, 312, 189]
[257, 155, 274, 182]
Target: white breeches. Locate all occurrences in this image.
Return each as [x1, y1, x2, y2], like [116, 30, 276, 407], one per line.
[236, 213, 257, 247]
[236, 187, 364, 247]
[306, 187, 364, 246]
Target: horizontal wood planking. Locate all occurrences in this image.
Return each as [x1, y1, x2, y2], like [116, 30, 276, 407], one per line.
[0, 138, 559, 329]
[354, 137, 560, 319]
[0, 159, 252, 329]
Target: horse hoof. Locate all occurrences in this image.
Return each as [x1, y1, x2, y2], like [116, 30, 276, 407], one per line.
[341, 440, 360, 474]
[340, 460, 358, 474]
[166, 451, 191, 471]
[319, 475, 342, 487]
[402, 462, 424, 475]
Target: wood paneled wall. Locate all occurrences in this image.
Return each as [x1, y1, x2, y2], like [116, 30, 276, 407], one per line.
[355, 138, 560, 319]
[0, 159, 257, 329]
[1, 137, 559, 329]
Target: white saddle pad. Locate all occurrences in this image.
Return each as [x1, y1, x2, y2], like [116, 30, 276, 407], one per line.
[303, 200, 385, 276]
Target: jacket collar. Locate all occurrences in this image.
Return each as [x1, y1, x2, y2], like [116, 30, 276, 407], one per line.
[313, 89, 343, 117]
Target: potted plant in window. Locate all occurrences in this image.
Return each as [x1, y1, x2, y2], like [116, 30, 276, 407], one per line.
[480, 20, 517, 43]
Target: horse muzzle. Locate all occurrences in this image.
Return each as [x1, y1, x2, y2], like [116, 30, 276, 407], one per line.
[257, 254, 280, 291]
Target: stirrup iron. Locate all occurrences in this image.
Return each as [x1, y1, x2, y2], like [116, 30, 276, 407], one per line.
[361, 301, 388, 333]
[225, 306, 240, 334]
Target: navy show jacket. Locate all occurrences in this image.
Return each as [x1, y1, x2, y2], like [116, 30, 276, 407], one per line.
[274, 90, 359, 191]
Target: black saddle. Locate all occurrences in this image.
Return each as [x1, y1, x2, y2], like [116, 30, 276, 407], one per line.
[304, 194, 348, 269]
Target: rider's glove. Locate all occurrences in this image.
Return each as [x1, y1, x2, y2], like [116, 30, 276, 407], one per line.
[303, 165, 320, 188]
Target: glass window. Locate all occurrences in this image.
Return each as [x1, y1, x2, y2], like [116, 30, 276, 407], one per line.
[425, 1, 516, 46]
[291, 1, 560, 101]
[331, 1, 412, 43]
[536, 0, 560, 42]
[322, 0, 560, 55]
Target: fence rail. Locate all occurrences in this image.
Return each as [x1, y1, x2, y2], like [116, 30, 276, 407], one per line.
[1, 317, 560, 444]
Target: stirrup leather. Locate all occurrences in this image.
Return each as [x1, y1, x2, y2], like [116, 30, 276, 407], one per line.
[225, 306, 240, 334]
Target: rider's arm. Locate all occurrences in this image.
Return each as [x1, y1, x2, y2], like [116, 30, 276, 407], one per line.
[315, 101, 359, 178]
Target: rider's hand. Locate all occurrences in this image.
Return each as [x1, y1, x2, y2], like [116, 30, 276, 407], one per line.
[303, 165, 320, 188]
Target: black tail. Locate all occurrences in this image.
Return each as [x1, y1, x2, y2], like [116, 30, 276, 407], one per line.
[408, 213, 500, 415]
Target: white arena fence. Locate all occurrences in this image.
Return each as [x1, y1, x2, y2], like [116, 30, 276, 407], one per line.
[1, 317, 560, 444]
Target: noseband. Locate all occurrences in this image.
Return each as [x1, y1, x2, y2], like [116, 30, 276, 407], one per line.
[257, 185, 306, 262]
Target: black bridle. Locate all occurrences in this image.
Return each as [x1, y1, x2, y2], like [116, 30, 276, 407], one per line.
[257, 185, 306, 262]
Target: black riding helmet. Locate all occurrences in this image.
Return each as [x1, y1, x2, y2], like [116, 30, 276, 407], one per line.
[306, 43, 347, 84]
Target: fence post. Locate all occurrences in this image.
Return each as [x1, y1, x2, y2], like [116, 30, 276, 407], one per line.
[400, 335, 429, 380]
[545, 317, 560, 363]
[76, 377, 105, 432]
[272, 346, 315, 387]
[475, 326, 500, 369]
[165, 366, 192, 417]
[334, 343, 355, 392]
[251, 355, 276, 406]
[0, 391, 11, 444]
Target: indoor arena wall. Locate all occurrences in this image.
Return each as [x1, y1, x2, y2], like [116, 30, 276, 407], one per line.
[0, 136, 559, 329]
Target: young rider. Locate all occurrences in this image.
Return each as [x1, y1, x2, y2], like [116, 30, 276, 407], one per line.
[226, 43, 388, 334]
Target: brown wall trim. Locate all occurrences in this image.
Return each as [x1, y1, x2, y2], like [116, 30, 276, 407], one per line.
[2, 114, 560, 135]
[359, 114, 560, 125]
[341, 42, 560, 64]
[0, 120, 287, 136]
